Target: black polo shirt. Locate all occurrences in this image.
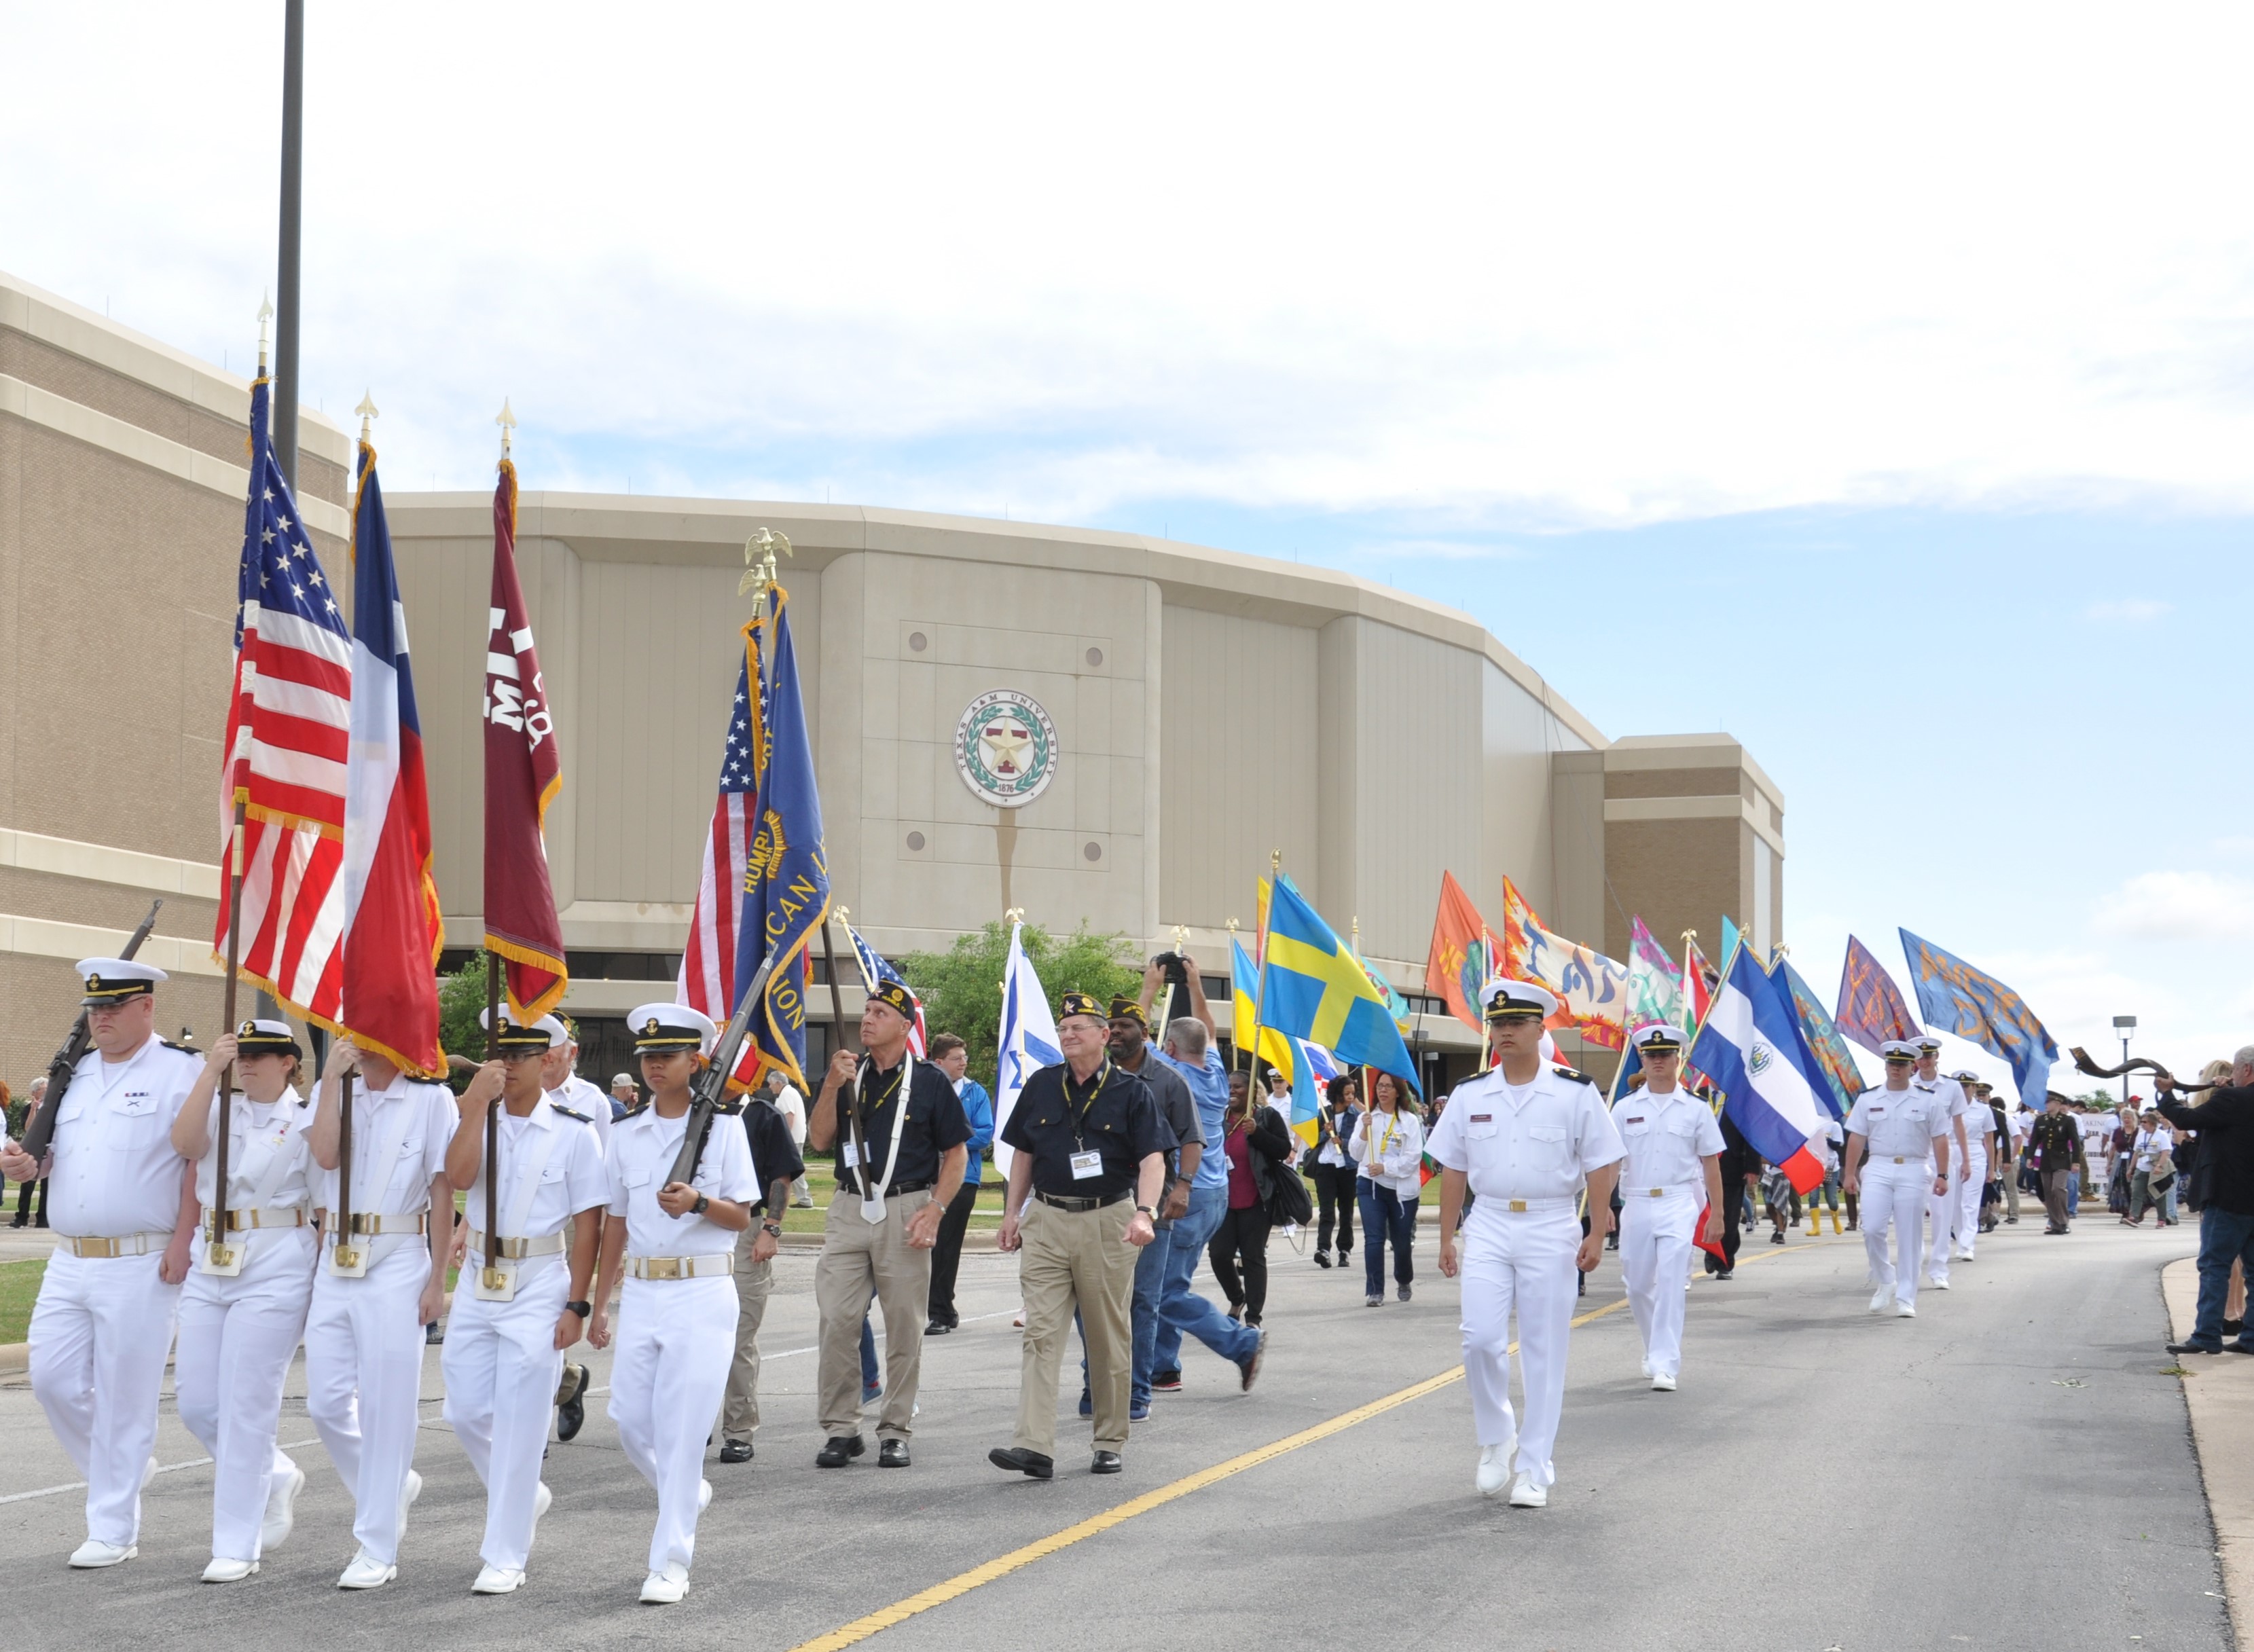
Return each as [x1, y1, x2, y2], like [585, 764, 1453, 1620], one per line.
[835, 1055, 971, 1196]
[1000, 1059, 1166, 1198]
[742, 1099, 805, 1215]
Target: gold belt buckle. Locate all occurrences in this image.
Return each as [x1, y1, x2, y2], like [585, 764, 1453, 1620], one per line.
[1508, 1199, 1528, 1213]
[1648, 1188, 1665, 1197]
[648, 1257, 683, 1280]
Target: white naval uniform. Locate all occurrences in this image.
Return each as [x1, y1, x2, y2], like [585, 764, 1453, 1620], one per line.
[605, 1104, 755, 1576]
[553, 1073, 613, 1153]
[441, 1097, 606, 1574]
[303, 1076, 454, 1566]
[1609, 1085, 1723, 1381]
[1847, 1083, 1951, 1308]
[177, 1087, 319, 1564]
[1952, 1105, 1997, 1254]
[26, 1035, 201, 1549]
[1915, 1077, 1969, 1281]
[1427, 1065, 1624, 1490]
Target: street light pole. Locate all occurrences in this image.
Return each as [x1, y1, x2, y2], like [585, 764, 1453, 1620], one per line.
[2113, 1014, 2138, 1109]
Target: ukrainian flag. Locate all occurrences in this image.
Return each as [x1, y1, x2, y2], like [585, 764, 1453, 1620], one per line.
[1259, 874, 1416, 1079]
[1231, 936, 1293, 1076]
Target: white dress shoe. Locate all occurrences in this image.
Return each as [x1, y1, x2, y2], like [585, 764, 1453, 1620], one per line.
[1927, 1277, 1950, 1290]
[1869, 1286, 1893, 1314]
[1476, 1445, 1512, 1498]
[1651, 1372, 1678, 1391]
[640, 1562, 689, 1604]
[338, 1549, 397, 1590]
[1895, 1300, 1917, 1318]
[472, 1564, 526, 1595]
[202, 1557, 258, 1583]
[1506, 1473, 1548, 1509]
[397, 1469, 423, 1539]
[697, 1478, 712, 1512]
[261, 1463, 306, 1552]
[68, 1539, 137, 1568]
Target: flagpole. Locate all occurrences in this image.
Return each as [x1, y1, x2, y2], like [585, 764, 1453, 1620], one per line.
[1248, 850, 1278, 1093]
[480, 407, 512, 1293]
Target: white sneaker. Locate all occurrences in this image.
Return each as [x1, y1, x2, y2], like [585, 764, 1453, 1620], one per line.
[1927, 1277, 1950, 1291]
[697, 1478, 712, 1513]
[1954, 1247, 1975, 1261]
[1895, 1300, 1917, 1318]
[1869, 1286, 1893, 1314]
[68, 1539, 137, 1568]
[640, 1562, 689, 1604]
[396, 1469, 423, 1540]
[261, 1463, 306, 1552]
[472, 1564, 526, 1594]
[1651, 1372, 1678, 1392]
[201, 1556, 257, 1583]
[1506, 1473, 1548, 1509]
[1476, 1444, 1512, 1498]
[338, 1549, 397, 1590]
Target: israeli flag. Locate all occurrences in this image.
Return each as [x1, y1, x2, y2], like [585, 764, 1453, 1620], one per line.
[1690, 942, 1830, 1193]
[992, 921, 1059, 1179]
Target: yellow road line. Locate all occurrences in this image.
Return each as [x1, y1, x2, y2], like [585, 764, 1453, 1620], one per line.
[786, 1293, 1632, 1652]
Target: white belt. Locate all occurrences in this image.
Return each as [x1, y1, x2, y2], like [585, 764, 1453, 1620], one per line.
[628, 1251, 734, 1281]
[1631, 1186, 1698, 1198]
[221, 1206, 310, 1231]
[329, 1212, 431, 1237]
[1480, 1196, 1578, 1213]
[56, 1230, 172, 1259]
[467, 1229, 568, 1260]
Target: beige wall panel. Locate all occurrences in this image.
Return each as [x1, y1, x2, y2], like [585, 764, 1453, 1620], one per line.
[1157, 603, 1318, 933]
[1548, 751, 1609, 959]
[1605, 816, 1742, 970]
[1483, 659, 1592, 932]
[1314, 617, 1358, 917]
[391, 533, 496, 921]
[1350, 619, 1483, 965]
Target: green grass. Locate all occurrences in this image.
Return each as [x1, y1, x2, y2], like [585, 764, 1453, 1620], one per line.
[0, 1258, 46, 1344]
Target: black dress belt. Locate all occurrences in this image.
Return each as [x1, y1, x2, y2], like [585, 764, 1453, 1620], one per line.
[1034, 1188, 1131, 1213]
[839, 1178, 934, 1198]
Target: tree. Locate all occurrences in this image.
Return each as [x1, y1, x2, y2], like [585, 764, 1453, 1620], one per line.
[437, 953, 494, 1093]
[898, 922, 1142, 1087]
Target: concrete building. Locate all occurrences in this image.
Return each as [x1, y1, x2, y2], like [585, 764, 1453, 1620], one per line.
[0, 265, 1785, 1095]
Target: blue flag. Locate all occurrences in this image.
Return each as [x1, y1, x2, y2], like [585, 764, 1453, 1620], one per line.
[1898, 930, 2056, 1107]
[1260, 874, 1417, 1078]
[1690, 944, 1831, 1192]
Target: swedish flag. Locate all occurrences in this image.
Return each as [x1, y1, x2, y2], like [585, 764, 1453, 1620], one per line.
[1230, 936, 1292, 1075]
[1259, 875, 1416, 1078]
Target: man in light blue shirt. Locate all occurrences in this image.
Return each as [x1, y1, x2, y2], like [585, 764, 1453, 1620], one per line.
[1146, 957, 1265, 1392]
[926, 1033, 994, 1334]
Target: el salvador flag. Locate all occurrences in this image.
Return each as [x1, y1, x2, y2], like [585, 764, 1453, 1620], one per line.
[1690, 944, 1829, 1194]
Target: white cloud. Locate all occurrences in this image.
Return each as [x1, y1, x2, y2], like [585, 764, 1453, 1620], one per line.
[2084, 598, 2171, 623]
[2093, 871, 2254, 942]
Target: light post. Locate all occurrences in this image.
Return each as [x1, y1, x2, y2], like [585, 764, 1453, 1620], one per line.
[2113, 1014, 2137, 1109]
[1410, 1023, 1430, 1102]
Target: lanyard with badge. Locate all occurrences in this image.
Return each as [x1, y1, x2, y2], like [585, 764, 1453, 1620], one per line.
[1065, 1059, 1112, 1180]
[849, 1060, 908, 1222]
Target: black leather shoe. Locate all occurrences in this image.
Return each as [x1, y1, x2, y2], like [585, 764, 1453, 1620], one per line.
[988, 1446, 1054, 1480]
[878, 1439, 911, 1467]
[554, 1361, 589, 1442]
[816, 1435, 867, 1467]
[926, 1319, 953, 1335]
[2167, 1342, 2221, 1356]
[2224, 1319, 2245, 1336]
[719, 1439, 754, 1464]
[1091, 1450, 1123, 1474]
[1313, 1250, 1332, 1268]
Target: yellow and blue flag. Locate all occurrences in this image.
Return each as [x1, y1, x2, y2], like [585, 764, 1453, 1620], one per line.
[1230, 936, 1293, 1076]
[1259, 874, 1416, 1078]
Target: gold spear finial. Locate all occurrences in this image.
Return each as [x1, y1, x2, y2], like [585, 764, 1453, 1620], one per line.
[495, 399, 517, 457]
[355, 391, 378, 441]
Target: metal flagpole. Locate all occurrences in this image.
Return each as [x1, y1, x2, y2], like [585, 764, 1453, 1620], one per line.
[481, 411, 510, 1291]
[273, 0, 304, 491]
[1247, 850, 1279, 1093]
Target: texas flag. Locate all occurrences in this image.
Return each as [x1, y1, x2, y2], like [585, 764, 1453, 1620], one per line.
[338, 428, 444, 1076]
[1689, 942, 1828, 1194]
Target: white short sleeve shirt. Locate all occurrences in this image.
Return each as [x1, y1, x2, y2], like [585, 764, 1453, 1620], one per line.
[1428, 1066, 1624, 1202]
[465, 1098, 610, 1238]
[605, 1104, 758, 1258]
[1610, 1086, 1724, 1193]
[46, 1037, 202, 1238]
[194, 1089, 318, 1214]
[1847, 1084, 1952, 1160]
[320, 1077, 456, 1217]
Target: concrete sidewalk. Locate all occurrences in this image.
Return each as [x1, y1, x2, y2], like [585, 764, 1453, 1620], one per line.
[2165, 1256, 2252, 1645]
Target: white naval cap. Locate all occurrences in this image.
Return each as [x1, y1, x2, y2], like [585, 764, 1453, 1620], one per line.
[233, 1017, 301, 1056]
[1631, 1023, 1690, 1054]
[1914, 1033, 1944, 1052]
[77, 956, 166, 1005]
[628, 1002, 717, 1055]
[532, 1014, 570, 1048]
[1948, 1068, 1980, 1083]
[1478, 978, 1559, 1021]
[478, 1005, 555, 1054]
[1880, 1039, 1921, 1061]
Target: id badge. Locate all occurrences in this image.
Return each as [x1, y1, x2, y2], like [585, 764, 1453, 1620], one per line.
[841, 1141, 860, 1168]
[327, 1236, 369, 1279]
[472, 1257, 520, 1302]
[1070, 1150, 1102, 1181]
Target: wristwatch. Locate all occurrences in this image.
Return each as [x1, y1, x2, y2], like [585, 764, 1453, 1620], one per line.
[692, 1193, 710, 1216]
[564, 1300, 592, 1319]
[1134, 1205, 1155, 1216]
[761, 1219, 783, 1237]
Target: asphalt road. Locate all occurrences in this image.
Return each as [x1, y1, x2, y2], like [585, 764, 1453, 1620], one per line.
[0, 1215, 2225, 1652]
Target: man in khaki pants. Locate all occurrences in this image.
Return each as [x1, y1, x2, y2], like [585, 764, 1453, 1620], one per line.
[989, 992, 1167, 1480]
[716, 1084, 805, 1464]
[807, 981, 970, 1469]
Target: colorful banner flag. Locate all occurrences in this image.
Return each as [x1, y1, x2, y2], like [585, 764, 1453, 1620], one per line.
[1834, 934, 1920, 1058]
[1781, 957, 1861, 1120]
[1350, 927, 1412, 1033]
[1682, 932, 1715, 1026]
[1499, 875, 1626, 1050]
[1624, 917, 1684, 1031]
[481, 455, 568, 1021]
[338, 425, 444, 1076]
[1899, 930, 2057, 1107]
[1423, 871, 1496, 1030]
[1689, 942, 1829, 1194]
[1260, 874, 1417, 1078]
[992, 919, 1060, 1179]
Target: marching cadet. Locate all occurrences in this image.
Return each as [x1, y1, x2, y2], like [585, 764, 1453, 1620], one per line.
[1842, 1040, 1954, 1317]
[807, 980, 970, 1470]
[304, 1033, 458, 1590]
[1432, 980, 1623, 1507]
[170, 1019, 319, 1581]
[1911, 1036, 1971, 1289]
[1945, 1068, 1995, 1260]
[587, 1004, 756, 1605]
[439, 1014, 606, 1595]
[517, 1012, 601, 1442]
[1607, 1023, 1724, 1392]
[0, 959, 201, 1568]
[716, 1057, 805, 1465]
[990, 991, 1172, 1480]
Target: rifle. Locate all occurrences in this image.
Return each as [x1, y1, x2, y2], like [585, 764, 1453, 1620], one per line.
[16, 899, 164, 1162]
[2068, 1048, 2219, 1094]
[666, 949, 785, 1188]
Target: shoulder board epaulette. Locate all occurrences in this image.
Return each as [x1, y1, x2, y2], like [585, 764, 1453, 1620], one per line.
[162, 1039, 200, 1055]
[623, 1099, 652, 1118]
[712, 1097, 745, 1116]
[549, 1102, 593, 1124]
[1551, 1065, 1593, 1084]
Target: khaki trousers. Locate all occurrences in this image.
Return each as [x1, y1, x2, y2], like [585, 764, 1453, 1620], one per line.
[1013, 1198, 1136, 1456]
[719, 1234, 774, 1443]
[814, 1188, 934, 1439]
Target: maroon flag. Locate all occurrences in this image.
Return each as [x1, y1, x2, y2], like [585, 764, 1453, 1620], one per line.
[481, 454, 568, 1019]
[1834, 934, 1919, 1059]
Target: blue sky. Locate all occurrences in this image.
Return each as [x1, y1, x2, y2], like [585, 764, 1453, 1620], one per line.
[7, 1, 2251, 1089]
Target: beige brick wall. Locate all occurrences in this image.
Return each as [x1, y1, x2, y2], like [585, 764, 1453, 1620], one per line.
[1603, 815, 1745, 968]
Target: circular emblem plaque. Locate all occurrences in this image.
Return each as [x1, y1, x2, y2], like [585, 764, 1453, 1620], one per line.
[954, 690, 1058, 808]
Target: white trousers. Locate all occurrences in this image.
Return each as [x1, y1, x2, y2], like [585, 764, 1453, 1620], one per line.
[1861, 1167, 1929, 1307]
[1618, 1190, 1698, 1379]
[1457, 1203, 1578, 1488]
[28, 1250, 181, 1547]
[609, 1275, 736, 1574]
[1952, 1151, 1986, 1253]
[441, 1257, 568, 1572]
[304, 1245, 429, 1565]
[177, 1228, 316, 1562]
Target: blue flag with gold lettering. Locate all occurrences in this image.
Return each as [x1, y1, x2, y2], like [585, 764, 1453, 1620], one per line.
[1898, 929, 2055, 1107]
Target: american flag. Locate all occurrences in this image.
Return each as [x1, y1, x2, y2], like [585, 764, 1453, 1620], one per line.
[213, 376, 350, 1025]
[843, 914, 926, 1058]
[676, 650, 764, 1086]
